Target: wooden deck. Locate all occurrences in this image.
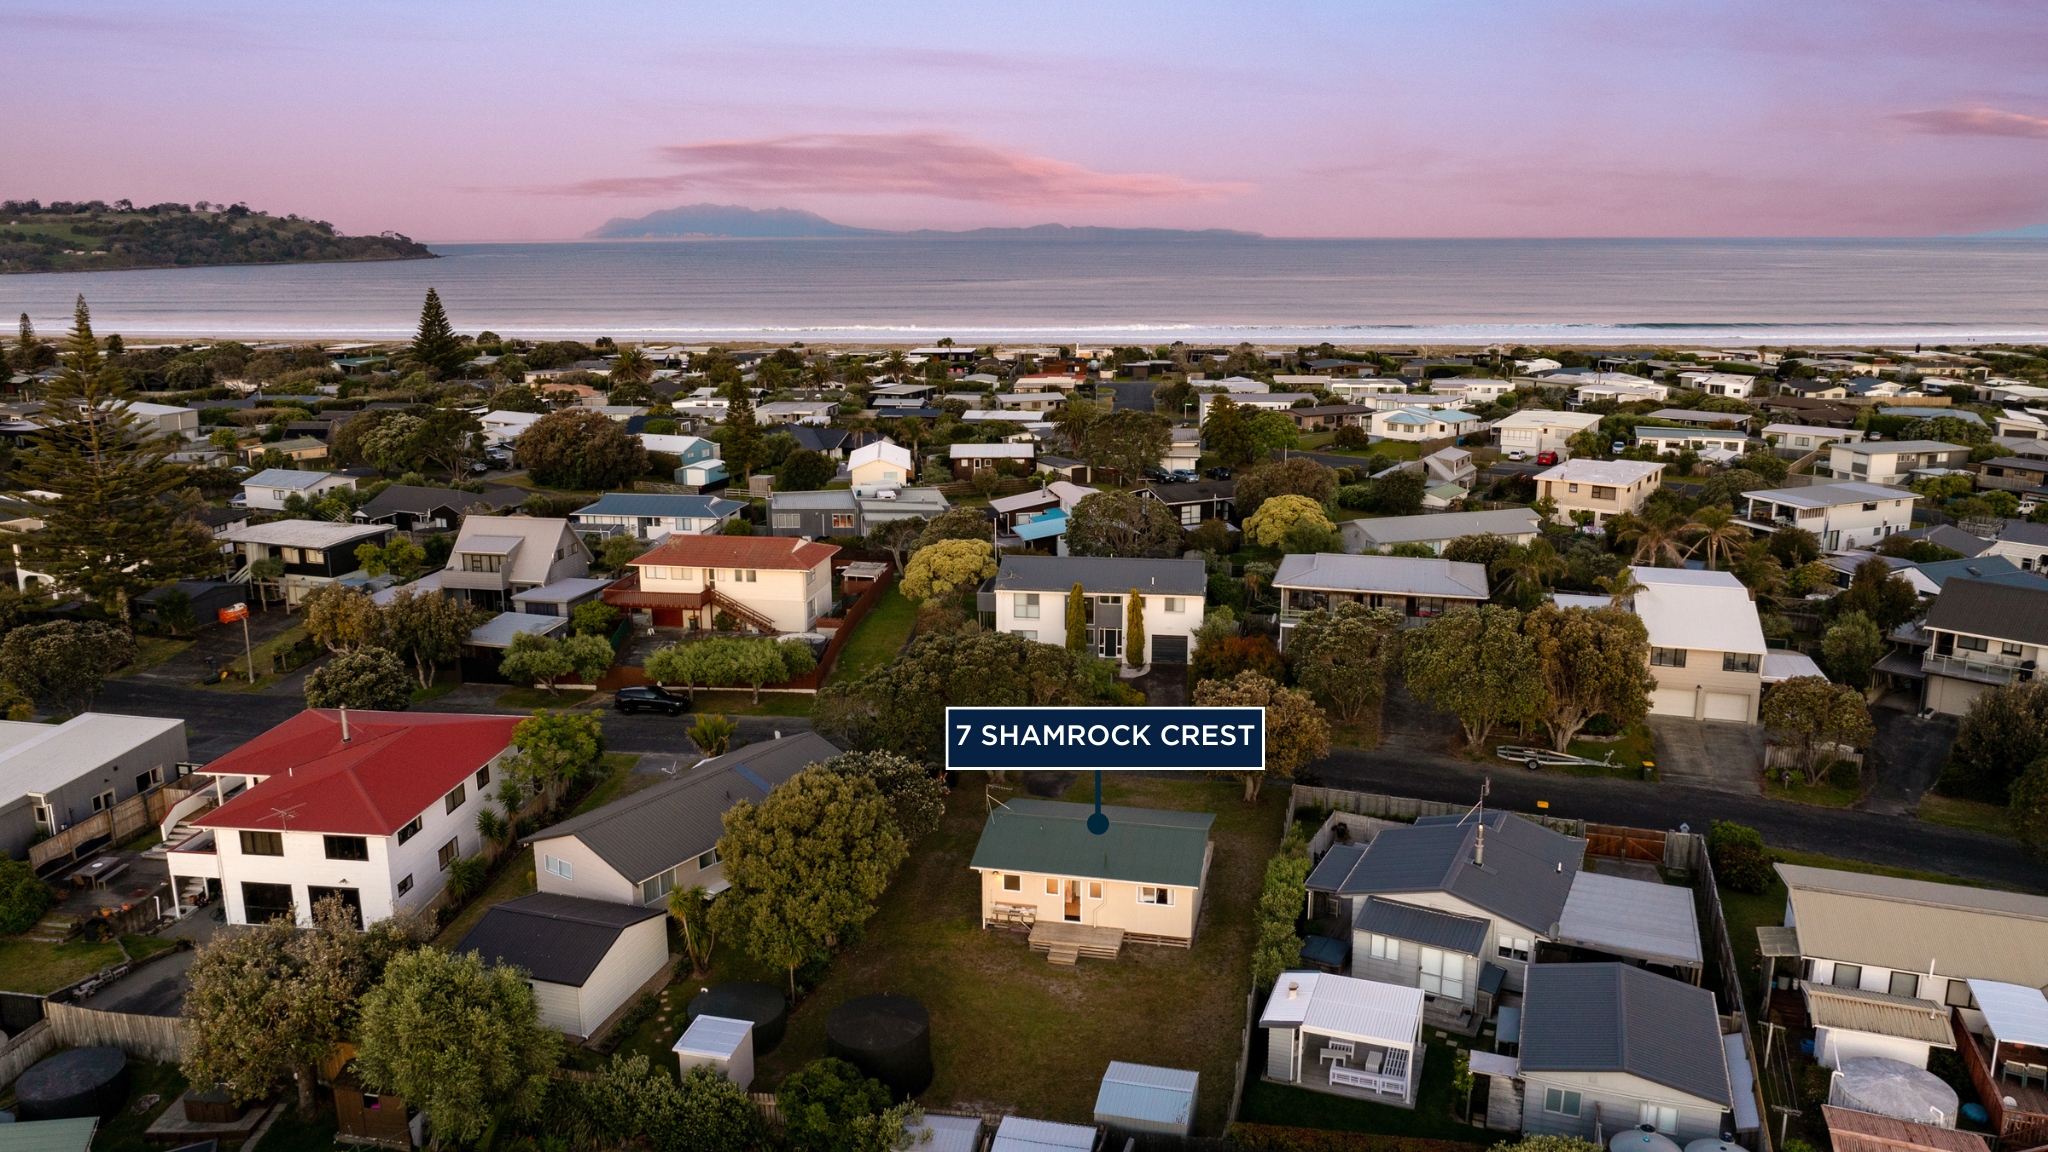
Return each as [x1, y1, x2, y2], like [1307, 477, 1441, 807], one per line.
[1028, 921, 1124, 964]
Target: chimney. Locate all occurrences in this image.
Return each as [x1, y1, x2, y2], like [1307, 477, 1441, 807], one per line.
[340, 708, 350, 742]
[1474, 824, 1485, 867]
[1287, 981, 1299, 1000]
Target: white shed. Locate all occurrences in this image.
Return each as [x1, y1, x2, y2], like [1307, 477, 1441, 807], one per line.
[455, 893, 669, 1040]
[990, 1115, 1100, 1152]
[903, 1114, 984, 1152]
[673, 1014, 755, 1090]
[1094, 1061, 1198, 1137]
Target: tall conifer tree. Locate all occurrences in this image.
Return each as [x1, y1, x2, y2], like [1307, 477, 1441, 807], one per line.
[12, 297, 217, 619]
[408, 288, 467, 377]
[722, 380, 761, 480]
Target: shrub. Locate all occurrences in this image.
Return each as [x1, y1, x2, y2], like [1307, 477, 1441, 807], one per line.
[446, 855, 488, 902]
[0, 856, 54, 936]
[1713, 842, 1775, 895]
[1826, 758, 1861, 790]
[1190, 635, 1285, 685]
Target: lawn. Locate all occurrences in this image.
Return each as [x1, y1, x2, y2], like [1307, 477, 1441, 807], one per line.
[411, 675, 465, 706]
[87, 1059, 191, 1152]
[1917, 794, 2011, 838]
[745, 775, 1278, 1136]
[1564, 725, 1657, 780]
[197, 624, 309, 693]
[111, 635, 194, 677]
[433, 845, 536, 948]
[575, 753, 650, 816]
[494, 686, 602, 710]
[0, 936, 125, 994]
[1238, 1037, 1490, 1142]
[123, 934, 178, 960]
[1762, 771, 1861, 809]
[684, 690, 818, 718]
[830, 586, 917, 685]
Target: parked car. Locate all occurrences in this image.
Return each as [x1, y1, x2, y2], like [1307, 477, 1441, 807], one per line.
[1203, 466, 1233, 480]
[1168, 469, 1199, 483]
[1505, 450, 1527, 462]
[1610, 441, 1628, 454]
[613, 685, 692, 715]
[1535, 451, 1559, 465]
[1142, 465, 1170, 481]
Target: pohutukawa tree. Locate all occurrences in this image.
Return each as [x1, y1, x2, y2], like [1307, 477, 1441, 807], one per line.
[12, 297, 218, 620]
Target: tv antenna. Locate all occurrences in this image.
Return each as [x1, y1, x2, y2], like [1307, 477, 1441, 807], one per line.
[1456, 778, 1490, 826]
[269, 803, 306, 833]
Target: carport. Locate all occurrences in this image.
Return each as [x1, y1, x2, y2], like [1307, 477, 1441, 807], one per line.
[1549, 870, 1704, 984]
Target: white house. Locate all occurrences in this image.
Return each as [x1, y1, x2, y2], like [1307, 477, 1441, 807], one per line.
[1763, 424, 1860, 458]
[639, 434, 729, 488]
[969, 798, 1215, 945]
[441, 516, 593, 614]
[1197, 393, 1315, 425]
[756, 400, 838, 425]
[1674, 371, 1759, 399]
[1492, 410, 1602, 456]
[1339, 508, 1543, 556]
[1738, 482, 1917, 551]
[1369, 407, 1482, 442]
[1326, 380, 1413, 402]
[456, 893, 669, 1040]
[1633, 427, 1751, 458]
[1631, 567, 1768, 723]
[848, 440, 917, 494]
[236, 468, 355, 511]
[569, 493, 747, 540]
[608, 533, 838, 633]
[1823, 439, 1969, 485]
[128, 400, 201, 440]
[989, 555, 1206, 664]
[1532, 459, 1665, 526]
[167, 710, 521, 926]
[1259, 972, 1426, 1105]
[479, 410, 545, 447]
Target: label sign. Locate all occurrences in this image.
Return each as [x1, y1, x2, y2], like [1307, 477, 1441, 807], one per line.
[944, 707, 1265, 772]
[217, 603, 249, 624]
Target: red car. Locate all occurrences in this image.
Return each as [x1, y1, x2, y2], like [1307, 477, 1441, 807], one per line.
[1535, 450, 1560, 465]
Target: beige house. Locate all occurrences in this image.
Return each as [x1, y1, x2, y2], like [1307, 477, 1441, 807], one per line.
[970, 799, 1214, 946]
[456, 893, 669, 1040]
[848, 440, 917, 493]
[607, 533, 837, 633]
[1630, 567, 1767, 723]
[441, 516, 593, 614]
[1533, 459, 1664, 526]
[1492, 410, 1602, 456]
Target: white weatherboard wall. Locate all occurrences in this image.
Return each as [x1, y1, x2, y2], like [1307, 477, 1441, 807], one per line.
[992, 589, 1200, 663]
[635, 558, 831, 633]
[565, 915, 668, 1037]
[530, 835, 637, 904]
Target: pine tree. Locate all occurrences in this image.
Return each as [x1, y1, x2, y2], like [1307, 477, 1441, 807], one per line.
[11, 296, 219, 620]
[723, 380, 761, 480]
[13, 314, 32, 372]
[408, 288, 467, 377]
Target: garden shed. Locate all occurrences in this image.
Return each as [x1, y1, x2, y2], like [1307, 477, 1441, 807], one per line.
[1093, 1061, 1198, 1137]
[672, 1014, 755, 1090]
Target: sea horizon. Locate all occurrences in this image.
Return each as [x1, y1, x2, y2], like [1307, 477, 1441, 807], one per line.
[4, 235, 2045, 346]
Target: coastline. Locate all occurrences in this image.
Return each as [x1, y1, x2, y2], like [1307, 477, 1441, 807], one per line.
[0, 252, 439, 277]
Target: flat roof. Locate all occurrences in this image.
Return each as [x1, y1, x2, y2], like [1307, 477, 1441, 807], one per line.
[1556, 870, 1703, 969]
[1968, 980, 2048, 1048]
[220, 520, 390, 548]
[467, 612, 568, 648]
[673, 1013, 753, 1059]
[1257, 970, 1423, 1047]
[1833, 439, 1966, 455]
[1742, 481, 1916, 509]
[0, 713, 186, 804]
[1534, 459, 1663, 484]
[243, 468, 340, 489]
[1273, 553, 1489, 600]
[511, 577, 616, 603]
[1630, 566, 1766, 655]
[1095, 1062, 1198, 1129]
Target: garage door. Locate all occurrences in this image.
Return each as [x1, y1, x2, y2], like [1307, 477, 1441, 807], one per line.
[1648, 688, 1695, 717]
[1151, 634, 1189, 664]
[1704, 692, 1751, 723]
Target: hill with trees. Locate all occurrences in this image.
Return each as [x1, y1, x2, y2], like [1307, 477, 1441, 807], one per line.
[0, 199, 435, 273]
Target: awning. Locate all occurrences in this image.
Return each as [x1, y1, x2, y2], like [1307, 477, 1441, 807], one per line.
[1726, 1032, 1762, 1132]
[1874, 651, 1928, 681]
[1495, 1005, 1521, 1045]
[1967, 979, 2048, 1047]
[1757, 925, 1802, 957]
[1469, 1051, 1519, 1078]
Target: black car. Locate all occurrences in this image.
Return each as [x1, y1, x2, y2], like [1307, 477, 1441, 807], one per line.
[613, 685, 692, 715]
[1204, 466, 1233, 480]
[1142, 465, 1170, 481]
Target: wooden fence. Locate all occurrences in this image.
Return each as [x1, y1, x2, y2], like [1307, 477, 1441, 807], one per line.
[1287, 786, 1703, 873]
[1692, 837, 1774, 1152]
[601, 568, 895, 695]
[0, 1020, 59, 1089]
[31, 781, 198, 873]
[44, 1000, 190, 1064]
[1585, 823, 1667, 863]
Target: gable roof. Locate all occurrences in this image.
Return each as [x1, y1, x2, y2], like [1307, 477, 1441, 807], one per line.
[1534, 458, 1663, 485]
[1140, 480, 1234, 505]
[358, 484, 526, 518]
[450, 516, 586, 584]
[1520, 963, 1732, 1106]
[1357, 896, 1490, 954]
[244, 468, 341, 490]
[1901, 524, 1992, 557]
[993, 556, 1207, 596]
[528, 732, 837, 883]
[1492, 410, 1604, 432]
[194, 711, 521, 836]
[1306, 811, 1582, 932]
[1923, 577, 2048, 647]
[569, 492, 748, 520]
[969, 798, 1214, 888]
[1776, 863, 2048, 987]
[1273, 554, 1489, 600]
[848, 441, 914, 470]
[456, 892, 664, 986]
[1345, 508, 1543, 546]
[630, 533, 839, 572]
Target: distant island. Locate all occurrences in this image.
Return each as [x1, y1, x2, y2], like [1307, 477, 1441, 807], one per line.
[0, 199, 437, 273]
[585, 202, 1262, 241]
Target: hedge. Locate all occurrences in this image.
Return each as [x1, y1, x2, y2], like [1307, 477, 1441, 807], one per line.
[1228, 1124, 1493, 1152]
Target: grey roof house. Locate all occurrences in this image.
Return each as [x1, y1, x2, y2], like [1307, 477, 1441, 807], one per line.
[987, 556, 1208, 664]
[355, 484, 526, 532]
[1273, 553, 1490, 640]
[1340, 508, 1543, 555]
[526, 732, 837, 907]
[457, 892, 670, 1039]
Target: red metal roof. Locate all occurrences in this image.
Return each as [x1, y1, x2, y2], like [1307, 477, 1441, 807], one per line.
[629, 534, 839, 572]
[193, 710, 521, 836]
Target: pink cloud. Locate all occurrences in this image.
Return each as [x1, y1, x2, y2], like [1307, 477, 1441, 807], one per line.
[1894, 106, 2048, 139]
[551, 132, 1247, 205]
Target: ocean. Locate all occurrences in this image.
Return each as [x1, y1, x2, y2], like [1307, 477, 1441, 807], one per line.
[3, 236, 2045, 346]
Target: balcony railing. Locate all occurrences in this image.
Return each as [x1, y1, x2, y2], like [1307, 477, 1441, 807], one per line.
[1923, 651, 2033, 686]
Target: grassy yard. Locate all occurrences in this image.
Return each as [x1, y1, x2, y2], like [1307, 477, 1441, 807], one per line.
[1762, 771, 1861, 808]
[197, 624, 309, 693]
[576, 753, 651, 815]
[410, 675, 465, 706]
[0, 936, 125, 994]
[87, 1059, 191, 1152]
[1238, 1037, 1489, 1142]
[494, 686, 602, 710]
[1564, 725, 1657, 780]
[741, 775, 1278, 1136]
[433, 845, 536, 948]
[829, 586, 917, 685]
[124, 934, 178, 960]
[111, 635, 194, 677]
[1917, 794, 2011, 838]
[685, 690, 818, 718]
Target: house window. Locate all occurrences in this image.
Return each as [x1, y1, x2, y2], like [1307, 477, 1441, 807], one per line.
[1946, 979, 1975, 1008]
[1181, 505, 1201, 526]
[1089, 881, 1103, 899]
[1889, 971, 1919, 998]
[398, 816, 422, 844]
[1047, 877, 1060, 895]
[324, 835, 369, 861]
[1011, 630, 1038, 641]
[696, 848, 720, 869]
[281, 547, 303, 564]
[1544, 1089, 1582, 1117]
[1498, 935, 1531, 962]
[1723, 652, 1761, 673]
[1002, 874, 1022, 891]
[1138, 887, 1175, 906]
[240, 830, 284, 856]
[1590, 486, 1616, 500]
[831, 513, 856, 529]
[1832, 963, 1863, 989]
[32, 805, 50, 827]
[544, 855, 573, 880]
[772, 513, 801, 529]
[1567, 483, 1579, 494]
[1015, 593, 1040, 619]
[641, 869, 677, 905]
[397, 874, 413, 896]
[1958, 636, 1988, 652]
[1651, 647, 1687, 668]
[444, 784, 465, 814]
[1641, 1105, 1678, 1133]
[475, 765, 491, 789]
[438, 838, 459, 871]
[464, 553, 503, 573]
[1419, 947, 1465, 999]
[1164, 598, 1183, 613]
[304, 549, 325, 565]
[2003, 642, 2024, 657]
[1369, 934, 1399, 961]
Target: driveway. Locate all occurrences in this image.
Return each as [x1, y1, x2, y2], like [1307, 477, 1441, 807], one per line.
[1858, 708, 1958, 816]
[1645, 717, 1762, 794]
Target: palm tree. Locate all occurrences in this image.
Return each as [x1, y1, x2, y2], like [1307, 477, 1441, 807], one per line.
[842, 361, 875, 388]
[881, 350, 911, 381]
[1617, 508, 1692, 567]
[608, 347, 652, 386]
[1493, 539, 1564, 606]
[1595, 566, 1644, 607]
[808, 357, 835, 389]
[1688, 506, 1750, 569]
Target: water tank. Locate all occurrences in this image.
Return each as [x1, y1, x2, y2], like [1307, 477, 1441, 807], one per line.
[1833, 1056, 1960, 1127]
[1686, 1141, 1743, 1152]
[14, 1047, 130, 1121]
[825, 993, 932, 1099]
[1611, 1126, 1683, 1152]
[686, 981, 788, 1054]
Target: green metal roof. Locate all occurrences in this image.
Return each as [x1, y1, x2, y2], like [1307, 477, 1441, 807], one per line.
[0, 1118, 98, 1152]
[968, 798, 1215, 887]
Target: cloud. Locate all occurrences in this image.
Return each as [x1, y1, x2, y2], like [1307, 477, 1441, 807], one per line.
[1894, 106, 2048, 139]
[550, 132, 1247, 205]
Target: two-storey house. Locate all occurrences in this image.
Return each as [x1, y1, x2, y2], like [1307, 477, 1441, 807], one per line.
[236, 468, 355, 512]
[848, 441, 918, 493]
[1918, 577, 2048, 715]
[1673, 370, 1758, 399]
[1272, 554, 1488, 644]
[1492, 410, 1602, 457]
[569, 493, 747, 540]
[1533, 459, 1664, 526]
[1197, 393, 1315, 425]
[640, 434, 729, 488]
[605, 534, 838, 633]
[221, 520, 396, 606]
[1738, 481, 1918, 551]
[440, 516, 593, 613]
[354, 484, 526, 533]
[1339, 508, 1542, 556]
[1631, 568, 1768, 723]
[1633, 427, 1750, 458]
[1763, 424, 1860, 460]
[988, 555, 1206, 664]
[166, 710, 521, 926]
[1825, 439, 1969, 485]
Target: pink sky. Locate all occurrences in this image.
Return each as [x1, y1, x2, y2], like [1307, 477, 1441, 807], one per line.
[6, 0, 2047, 241]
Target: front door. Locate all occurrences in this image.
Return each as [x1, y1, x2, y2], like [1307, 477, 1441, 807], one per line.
[1064, 880, 1081, 922]
[1096, 628, 1120, 660]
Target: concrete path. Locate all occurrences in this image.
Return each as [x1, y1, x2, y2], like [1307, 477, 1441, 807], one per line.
[1645, 717, 1762, 794]
[1857, 708, 1957, 815]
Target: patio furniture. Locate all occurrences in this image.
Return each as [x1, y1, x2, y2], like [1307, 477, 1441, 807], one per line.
[2033, 1064, 2048, 1088]
[2003, 1062, 2028, 1087]
[1324, 1040, 1355, 1060]
[1364, 1050, 1384, 1073]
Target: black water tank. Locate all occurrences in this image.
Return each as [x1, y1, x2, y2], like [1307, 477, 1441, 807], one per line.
[824, 993, 931, 1099]
[685, 981, 789, 1054]
[14, 1047, 130, 1120]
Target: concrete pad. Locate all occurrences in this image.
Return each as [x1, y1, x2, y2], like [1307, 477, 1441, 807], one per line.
[1646, 717, 1762, 794]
